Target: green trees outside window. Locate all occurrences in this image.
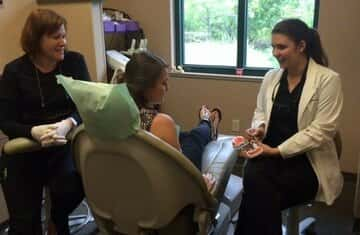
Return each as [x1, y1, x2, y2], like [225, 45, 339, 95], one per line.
[175, 0, 319, 76]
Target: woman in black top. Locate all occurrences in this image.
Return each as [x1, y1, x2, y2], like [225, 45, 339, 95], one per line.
[0, 9, 90, 234]
[235, 19, 343, 235]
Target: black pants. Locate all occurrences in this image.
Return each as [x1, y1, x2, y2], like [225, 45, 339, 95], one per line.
[1, 144, 84, 235]
[179, 120, 212, 170]
[235, 155, 318, 235]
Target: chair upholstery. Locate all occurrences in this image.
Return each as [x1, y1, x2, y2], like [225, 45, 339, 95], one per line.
[284, 131, 342, 235]
[72, 125, 238, 235]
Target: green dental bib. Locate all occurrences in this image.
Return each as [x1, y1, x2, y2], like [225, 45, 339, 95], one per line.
[57, 75, 140, 140]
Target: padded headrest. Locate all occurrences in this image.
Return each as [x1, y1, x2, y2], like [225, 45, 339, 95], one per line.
[57, 75, 140, 141]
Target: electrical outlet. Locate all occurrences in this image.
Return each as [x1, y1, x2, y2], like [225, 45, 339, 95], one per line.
[232, 119, 240, 132]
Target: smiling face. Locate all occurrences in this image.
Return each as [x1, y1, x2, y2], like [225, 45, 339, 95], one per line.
[144, 69, 169, 105]
[38, 24, 67, 63]
[271, 33, 306, 70]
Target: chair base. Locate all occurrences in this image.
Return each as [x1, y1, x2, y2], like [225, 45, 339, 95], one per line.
[211, 174, 243, 235]
[212, 202, 231, 235]
[222, 175, 243, 218]
[69, 201, 94, 234]
[283, 216, 316, 235]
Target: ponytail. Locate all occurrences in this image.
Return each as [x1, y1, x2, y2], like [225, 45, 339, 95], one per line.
[306, 28, 328, 67]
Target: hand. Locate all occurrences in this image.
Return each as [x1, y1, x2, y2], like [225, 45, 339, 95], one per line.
[31, 124, 58, 143]
[246, 126, 265, 141]
[237, 141, 263, 159]
[258, 143, 280, 157]
[55, 118, 74, 137]
[202, 173, 216, 192]
[40, 134, 67, 148]
[39, 119, 74, 147]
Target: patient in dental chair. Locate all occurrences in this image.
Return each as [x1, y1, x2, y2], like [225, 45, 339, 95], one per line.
[119, 51, 222, 191]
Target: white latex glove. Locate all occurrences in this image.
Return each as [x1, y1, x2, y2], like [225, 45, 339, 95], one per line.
[39, 119, 74, 147]
[54, 118, 74, 137]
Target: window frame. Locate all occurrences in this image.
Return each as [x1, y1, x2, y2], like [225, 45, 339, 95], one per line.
[174, 0, 320, 76]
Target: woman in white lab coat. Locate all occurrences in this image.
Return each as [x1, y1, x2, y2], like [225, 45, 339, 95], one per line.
[235, 18, 343, 235]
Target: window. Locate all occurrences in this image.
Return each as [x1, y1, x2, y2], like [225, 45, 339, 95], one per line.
[174, 0, 319, 76]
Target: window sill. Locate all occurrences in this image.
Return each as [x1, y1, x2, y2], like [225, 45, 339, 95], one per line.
[169, 71, 263, 83]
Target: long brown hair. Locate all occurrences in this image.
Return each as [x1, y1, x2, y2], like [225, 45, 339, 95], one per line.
[272, 18, 329, 67]
[121, 51, 168, 108]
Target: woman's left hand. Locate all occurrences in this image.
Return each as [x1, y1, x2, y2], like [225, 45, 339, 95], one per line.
[259, 143, 280, 157]
[237, 142, 280, 159]
[39, 119, 74, 147]
[237, 141, 264, 159]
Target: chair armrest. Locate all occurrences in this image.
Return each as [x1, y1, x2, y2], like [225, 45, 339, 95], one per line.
[3, 138, 41, 155]
[2, 127, 78, 155]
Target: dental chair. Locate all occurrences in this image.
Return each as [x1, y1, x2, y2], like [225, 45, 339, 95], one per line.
[283, 131, 342, 235]
[56, 75, 242, 235]
[71, 125, 240, 235]
[0, 131, 93, 234]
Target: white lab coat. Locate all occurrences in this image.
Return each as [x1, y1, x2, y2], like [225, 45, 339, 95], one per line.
[252, 58, 343, 205]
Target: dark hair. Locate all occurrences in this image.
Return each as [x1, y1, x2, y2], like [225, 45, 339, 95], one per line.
[21, 9, 67, 57]
[272, 18, 328, 67]
[122, 51, 168, 108]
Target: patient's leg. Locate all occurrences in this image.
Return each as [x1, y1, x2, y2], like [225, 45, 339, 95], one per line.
[179, 120, 212, 170]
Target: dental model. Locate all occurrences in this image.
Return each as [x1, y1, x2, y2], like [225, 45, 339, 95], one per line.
[232, 136, 263, 158]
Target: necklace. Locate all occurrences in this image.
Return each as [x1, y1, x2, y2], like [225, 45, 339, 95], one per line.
[34, 64, 62, 108]
[34, 67, 45, 108]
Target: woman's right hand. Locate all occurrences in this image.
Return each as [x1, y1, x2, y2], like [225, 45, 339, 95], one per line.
[31, 124, 57, 142]
[31, 124, 66, 147]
